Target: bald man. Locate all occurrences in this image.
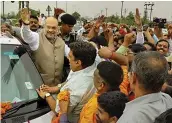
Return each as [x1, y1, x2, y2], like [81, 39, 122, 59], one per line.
[21, 8, 70, 87]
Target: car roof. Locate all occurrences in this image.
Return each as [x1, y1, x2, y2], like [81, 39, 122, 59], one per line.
[0, 35, 22, 45]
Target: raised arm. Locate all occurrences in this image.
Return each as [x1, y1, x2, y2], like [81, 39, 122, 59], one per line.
[134, 8, 144, 44]
[20, 8, 39, 51]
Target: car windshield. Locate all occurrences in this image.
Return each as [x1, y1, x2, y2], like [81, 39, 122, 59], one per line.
[1, 44, 43, 103]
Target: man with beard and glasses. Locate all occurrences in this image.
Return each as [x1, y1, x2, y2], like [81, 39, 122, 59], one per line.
[20, 8, 70, 87]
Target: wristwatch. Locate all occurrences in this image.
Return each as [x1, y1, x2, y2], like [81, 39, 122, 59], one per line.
[45, 93, 51, 98]
[57, 84, 62, 88]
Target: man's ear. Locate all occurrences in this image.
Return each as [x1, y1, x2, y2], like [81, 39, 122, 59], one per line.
[76, 60, 82, 66]
[130, 72, 137, 86]
[97, 82, 105, 92]
[109, 116, 118, 123]
[132, 72, 137, 85]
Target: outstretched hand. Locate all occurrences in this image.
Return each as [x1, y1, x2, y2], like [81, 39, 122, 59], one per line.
[134, 8, 142, 27]
[20, 8, 30, 24]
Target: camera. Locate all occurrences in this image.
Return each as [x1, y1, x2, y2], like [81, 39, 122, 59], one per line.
[153, 17, 167, 28]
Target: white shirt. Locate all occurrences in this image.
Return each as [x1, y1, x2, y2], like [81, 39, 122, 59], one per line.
[136, 31, 144, 44]
[20, 24, 70, 57]
[56, 63, 97, 122]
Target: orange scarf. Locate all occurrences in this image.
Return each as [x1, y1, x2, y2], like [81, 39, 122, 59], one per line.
[1, 102, 12, 120]
[51, 90, 70, 123]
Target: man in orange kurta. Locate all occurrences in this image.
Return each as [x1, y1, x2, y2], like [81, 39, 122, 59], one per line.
[79, 61, 124, 123]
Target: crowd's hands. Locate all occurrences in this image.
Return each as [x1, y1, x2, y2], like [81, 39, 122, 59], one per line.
[93, 15, 105, 33]
[20, 8, 30, 24]
[134, 8, 142, 28]
[104, 28, 113, 42]
[123, 32, 136, 47]
[98, 46, 113, 59]
[87, 16, 105, 40]
[144, 27, 151, 36]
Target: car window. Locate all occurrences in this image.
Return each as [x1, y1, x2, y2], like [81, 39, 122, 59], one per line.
[1, 44, 44, 103]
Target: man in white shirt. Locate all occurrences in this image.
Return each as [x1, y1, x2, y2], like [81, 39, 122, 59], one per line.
[36, 41, 98, 123]
[20, 8, 70, 86]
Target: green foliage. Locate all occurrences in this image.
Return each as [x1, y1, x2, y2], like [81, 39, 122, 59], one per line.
[125, 11, 135, 25]
[30, 9, 39, 16]
[105, 14, 120, 24]
[72, 11, 81, 20]
[142, 17, 150, 25]
[105, 11, 150, 26]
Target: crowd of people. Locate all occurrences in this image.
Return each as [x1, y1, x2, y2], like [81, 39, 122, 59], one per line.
[1, 7, 172, 123]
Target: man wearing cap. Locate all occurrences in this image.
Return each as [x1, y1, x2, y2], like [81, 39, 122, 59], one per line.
[58, 13, 83, 81]
[20, 8, 70, 87]
[58, 13, 78, 46]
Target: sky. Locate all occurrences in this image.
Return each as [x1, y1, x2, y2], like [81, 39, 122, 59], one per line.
[1, 1, 172, 21]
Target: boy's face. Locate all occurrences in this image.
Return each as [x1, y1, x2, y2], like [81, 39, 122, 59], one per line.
[95, 104, 117, 123]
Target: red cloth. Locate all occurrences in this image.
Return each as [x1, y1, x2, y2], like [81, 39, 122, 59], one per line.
[119, 28, 127, 35]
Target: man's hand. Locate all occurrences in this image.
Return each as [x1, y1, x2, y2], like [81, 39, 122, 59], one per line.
[123, 33, 136, 46]
[144, 27, 150, 35]
[94, 15, 105, 33]
[41, 84, 59, 94]
[134, 8, 142, 27]
[84, 23, 91, 29]
[20, 8, 30, 24]
[95, 15, 105, 28]
[104, 28, 113, 42]
[36, 87, 47, 99]
[98, 47, 113, 59]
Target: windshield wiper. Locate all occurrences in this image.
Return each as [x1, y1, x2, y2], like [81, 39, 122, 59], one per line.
[2, 98, 40, 119]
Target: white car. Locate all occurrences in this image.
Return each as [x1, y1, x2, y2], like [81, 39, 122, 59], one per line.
[0, 35, 54, 123]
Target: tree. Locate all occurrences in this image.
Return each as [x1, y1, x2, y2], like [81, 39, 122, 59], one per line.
[72, 11, 81, 20]
[125, 11, 135, 25]
[105, 14, 120, 24]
